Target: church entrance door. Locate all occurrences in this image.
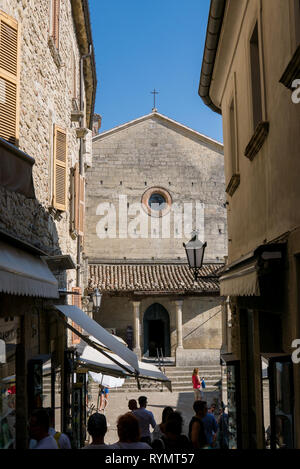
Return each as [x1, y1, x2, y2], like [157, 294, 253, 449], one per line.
[143, 304, 170, 357]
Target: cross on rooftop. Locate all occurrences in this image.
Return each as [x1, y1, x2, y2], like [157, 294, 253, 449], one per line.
[151, 88, 159, 111]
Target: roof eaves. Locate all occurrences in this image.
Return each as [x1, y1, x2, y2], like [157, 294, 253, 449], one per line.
[198, 0, 227, 115]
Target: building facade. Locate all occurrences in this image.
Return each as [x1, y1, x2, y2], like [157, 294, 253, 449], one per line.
[200, 0, 300, 449]
[85, 110, 227, 366]
[0, 0, 96, 448]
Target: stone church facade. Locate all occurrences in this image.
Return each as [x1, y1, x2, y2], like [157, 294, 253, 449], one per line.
[85, 110, 227, 365]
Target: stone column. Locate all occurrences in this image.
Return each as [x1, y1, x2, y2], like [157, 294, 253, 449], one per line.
[174, 300, 184, 350]
[132, 301, 141, 359]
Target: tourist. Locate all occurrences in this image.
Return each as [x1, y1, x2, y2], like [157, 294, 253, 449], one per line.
[217, 403, 229, 449]
[110, 412, 151, 449]
[208, 403, 217, 416]
[152, 411, 192, 450]
[82, 413, 109, 449]
[201, 400, 218, 447]
[192, 368, 202, 401]
[151, 406, 174, 441]
[133, 396, 156, 445]
[46, 408, 71, 449]
[29, 408, 58, 449]
[99, 385, 109, 411]
[128, 399, 138, 411]
[188, 401, 209, 449]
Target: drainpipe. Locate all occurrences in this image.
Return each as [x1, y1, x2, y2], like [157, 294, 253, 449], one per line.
[76, 44, 92, 287]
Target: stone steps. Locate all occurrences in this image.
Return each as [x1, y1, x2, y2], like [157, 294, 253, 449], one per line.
[88, 364, 222, 394]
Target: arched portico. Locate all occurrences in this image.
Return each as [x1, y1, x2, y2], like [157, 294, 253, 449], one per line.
[143, 303, 171, 357]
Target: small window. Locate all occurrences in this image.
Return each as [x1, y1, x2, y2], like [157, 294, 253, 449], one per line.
[142, 187, 172, 217]
[148, 193, 167, 211]
[250, 23, 263, 131]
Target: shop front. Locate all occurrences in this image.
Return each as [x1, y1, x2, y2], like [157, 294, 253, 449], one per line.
[219, 243, 296, 449]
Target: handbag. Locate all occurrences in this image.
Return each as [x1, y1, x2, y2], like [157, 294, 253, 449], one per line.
[201, 378, 206, 389]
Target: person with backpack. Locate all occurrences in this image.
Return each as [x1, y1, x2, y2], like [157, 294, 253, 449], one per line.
[47, 407, 71, 449]
[192, 368, 202, 401]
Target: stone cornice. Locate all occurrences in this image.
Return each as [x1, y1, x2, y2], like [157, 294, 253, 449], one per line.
[244, 121, 269, 161]
[279, 44, 300, 90]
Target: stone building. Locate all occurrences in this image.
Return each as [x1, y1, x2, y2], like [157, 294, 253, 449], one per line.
[0, 0, 96, 448]
[199, 0, 300, 449]
[85, 110, 227, 366]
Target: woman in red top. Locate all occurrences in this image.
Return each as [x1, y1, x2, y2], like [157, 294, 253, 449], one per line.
[192, 368, 202, 401]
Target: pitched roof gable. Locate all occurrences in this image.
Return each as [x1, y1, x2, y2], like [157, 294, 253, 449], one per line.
[93, 111, 223, 153]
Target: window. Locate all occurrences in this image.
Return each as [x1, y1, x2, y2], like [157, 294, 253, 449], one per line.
[53, 125, 67, 211]
[250, 23, 263, 131]
[225, 94, 240, 196]
[148, 193, 167, 211]
[0, 10, 19, 145]
[51, 0, 60, 50]
[141, 187, 172, 217]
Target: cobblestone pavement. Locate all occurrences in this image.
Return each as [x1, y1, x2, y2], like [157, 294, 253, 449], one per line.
[87, 389, 221, 445]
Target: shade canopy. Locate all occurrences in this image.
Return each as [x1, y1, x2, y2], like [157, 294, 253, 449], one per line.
[219, 259, 260, 296]
[89, 371, 125, 389]
[77, 337, 171, 389]
[54, 305, 139, 373]
[0, 241, 59, 298]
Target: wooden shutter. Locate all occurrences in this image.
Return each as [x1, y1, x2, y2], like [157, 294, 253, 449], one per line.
[71, 287, 82, 345]
[0, 10, 20, 145]
[53, 125, 67, 211]
[52, 0, 60, 49]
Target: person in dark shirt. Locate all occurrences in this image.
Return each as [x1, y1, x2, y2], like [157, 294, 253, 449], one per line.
[189, 400, 209, 449]
[152, 411, 192, 450]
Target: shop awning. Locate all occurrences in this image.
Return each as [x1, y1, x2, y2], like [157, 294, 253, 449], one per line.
[0, 241, 59, 298]
[220, 259, 260, 296]
[54, 305, 139, 374]
[76, 337, 171, 391]
[89, 371, 125, 389]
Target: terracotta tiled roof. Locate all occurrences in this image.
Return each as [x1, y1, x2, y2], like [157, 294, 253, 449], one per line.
[88, 263, 222, 294]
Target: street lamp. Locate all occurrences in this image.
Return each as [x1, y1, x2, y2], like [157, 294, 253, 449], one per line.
[92, 287, 102, 311]
[183, 232, 207, 282]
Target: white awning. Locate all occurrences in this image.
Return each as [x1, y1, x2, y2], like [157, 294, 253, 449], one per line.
[0, 241, 59, 298]
[220, 260, 260, 296]
[54, 305, 139, 373]
[77, 337, 171, 390]
[89, 372, 125, 389]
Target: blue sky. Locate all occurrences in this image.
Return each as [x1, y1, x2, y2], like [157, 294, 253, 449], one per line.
[89, 0, 223, 143]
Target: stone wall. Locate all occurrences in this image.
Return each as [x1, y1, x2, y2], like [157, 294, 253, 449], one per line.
[86, 114, 227, 262]
[0, 0, 90, 291]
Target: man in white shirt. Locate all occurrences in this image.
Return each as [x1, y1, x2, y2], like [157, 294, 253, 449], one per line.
[133, 396, 156, 445]
[47, 408, 71, 449]
[29, 408, 58, 450]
